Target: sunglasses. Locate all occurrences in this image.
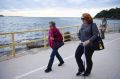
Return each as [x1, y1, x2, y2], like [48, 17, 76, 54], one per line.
[81, 18, 85, 20]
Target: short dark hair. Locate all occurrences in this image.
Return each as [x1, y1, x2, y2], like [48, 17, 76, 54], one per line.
[49, 21, 56, 26]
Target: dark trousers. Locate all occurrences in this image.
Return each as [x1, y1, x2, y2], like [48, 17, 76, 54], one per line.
[100, 30, 105, 39]
[47, 48, 64, 69]
[75, 44, 94, 73]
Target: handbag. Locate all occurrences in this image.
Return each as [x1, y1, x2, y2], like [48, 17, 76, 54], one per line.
[90, 23, 104, 51]
[54, 41, 64, 49]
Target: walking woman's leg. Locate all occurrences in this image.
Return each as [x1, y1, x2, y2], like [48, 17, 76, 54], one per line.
[75, 45, 85, 75]
[55, 48, 64, 64]
[101, 30, 105, 39]
[47, 49, 56, 69]
[84, 46, 94, 75]
[103, 31, 105, 39]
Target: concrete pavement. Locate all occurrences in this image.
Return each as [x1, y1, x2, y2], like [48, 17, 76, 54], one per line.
[0, 33, 120, 79]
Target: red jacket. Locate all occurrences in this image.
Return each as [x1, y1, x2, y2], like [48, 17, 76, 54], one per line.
[48, 27, 63, 48]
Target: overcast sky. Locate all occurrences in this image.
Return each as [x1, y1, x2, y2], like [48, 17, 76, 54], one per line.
[0, 0, 120, 17]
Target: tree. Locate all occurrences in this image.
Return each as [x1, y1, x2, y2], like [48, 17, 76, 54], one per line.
[94, 7, 120, 19]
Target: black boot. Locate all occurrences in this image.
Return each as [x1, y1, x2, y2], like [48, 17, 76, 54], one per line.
[82, 72, 91, 76]
[76, 69, 85, 76]
[58, 62, 64, 66]
[45, 68, 52, 73]
[76, 72, 83, 76]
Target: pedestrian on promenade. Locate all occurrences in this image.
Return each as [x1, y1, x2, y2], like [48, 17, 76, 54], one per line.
[100, 17, 107, 39]
[45, 21, 64, 73]
[75, 13, 99, 76]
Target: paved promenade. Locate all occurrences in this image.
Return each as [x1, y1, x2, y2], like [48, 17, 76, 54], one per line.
[0, 33, 120, 79]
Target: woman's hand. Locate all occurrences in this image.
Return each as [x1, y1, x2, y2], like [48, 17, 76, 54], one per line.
[83, 40, 90, 46]
[50, 37, 54, 40]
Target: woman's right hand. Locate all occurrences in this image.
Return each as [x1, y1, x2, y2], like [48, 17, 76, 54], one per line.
[82, 40, 90, 46]
[50, 37, 54, 40]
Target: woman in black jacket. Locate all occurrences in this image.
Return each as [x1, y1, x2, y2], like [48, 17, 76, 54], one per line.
[75, 13, 99, 76]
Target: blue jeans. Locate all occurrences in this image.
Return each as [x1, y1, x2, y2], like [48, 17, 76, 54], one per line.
[47, 48, 64, 69]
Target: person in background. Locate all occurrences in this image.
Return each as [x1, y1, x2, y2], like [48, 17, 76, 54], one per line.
[100, 17, 107, 39]
[45, 21, 64, 73]
[75, 13, 99, 76]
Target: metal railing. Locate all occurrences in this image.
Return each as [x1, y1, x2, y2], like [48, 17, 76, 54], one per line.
[0, 24, 120, 57]
[0, 26, 80, 57]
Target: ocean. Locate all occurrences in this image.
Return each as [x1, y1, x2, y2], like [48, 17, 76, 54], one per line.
[0, 16, 120, 53]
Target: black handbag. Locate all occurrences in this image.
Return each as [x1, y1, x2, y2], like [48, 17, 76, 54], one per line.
[54, 41, 64, 49]
[91, 23, 104, 51]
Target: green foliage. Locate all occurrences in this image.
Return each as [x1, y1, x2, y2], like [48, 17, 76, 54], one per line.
[94, 7, 120, 19]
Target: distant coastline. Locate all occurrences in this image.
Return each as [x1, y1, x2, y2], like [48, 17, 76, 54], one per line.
[94, 18, 120, 20]
[94, 7, 120, 20]
[0, 15, 4, 17]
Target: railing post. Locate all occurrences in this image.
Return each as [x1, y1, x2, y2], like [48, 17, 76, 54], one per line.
[77, 26, 79, 33]
[44, 31, 47, 48]
[113, 23, 115, 32]
[11, 32, 16, 57]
